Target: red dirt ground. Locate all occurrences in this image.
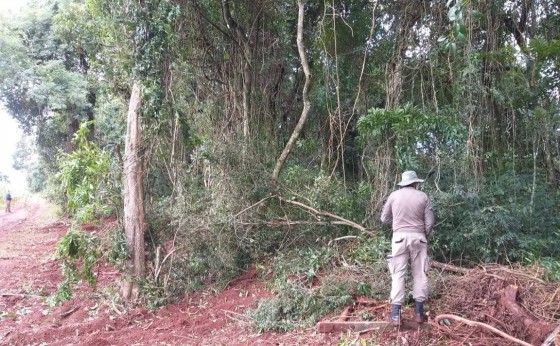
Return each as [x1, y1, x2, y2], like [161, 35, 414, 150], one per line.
[0, 198, 359, 346]
[8, 198, 551, 346]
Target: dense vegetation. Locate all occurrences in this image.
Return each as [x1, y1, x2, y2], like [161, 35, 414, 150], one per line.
[1, 0, 559, 331]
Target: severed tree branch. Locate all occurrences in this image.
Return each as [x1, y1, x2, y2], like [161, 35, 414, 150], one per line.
[277, 196, 370, 234]
[431, 261, 470, 274]
[435, 314, 533, 346]
[238, 220, 363, 229]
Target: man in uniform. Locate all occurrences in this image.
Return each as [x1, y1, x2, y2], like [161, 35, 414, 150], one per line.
[381, 170, 434, 325]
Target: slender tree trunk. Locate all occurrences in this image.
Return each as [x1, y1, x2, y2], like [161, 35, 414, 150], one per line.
[385, 2, 419, 109]
[121, 82, 146, 301]
[222, 0, 252, 142]
[374, 2, 419, 203]
[242, 60, 251, 140]
[271, 0, 312, 184]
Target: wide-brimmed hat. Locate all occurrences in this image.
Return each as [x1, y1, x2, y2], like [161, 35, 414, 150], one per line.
[397, 170, 424, 186]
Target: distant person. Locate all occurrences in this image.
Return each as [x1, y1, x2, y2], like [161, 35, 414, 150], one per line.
[5, 191, 12, 213]
[381, 170, 434, 325]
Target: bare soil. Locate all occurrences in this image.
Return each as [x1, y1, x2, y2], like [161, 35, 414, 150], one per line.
[0, 199, 346, 345]
[0, 199, 557, 346]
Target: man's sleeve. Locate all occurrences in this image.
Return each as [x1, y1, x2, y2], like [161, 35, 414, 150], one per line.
[424, 197, 434, 237]
[380, 194, 393, 225]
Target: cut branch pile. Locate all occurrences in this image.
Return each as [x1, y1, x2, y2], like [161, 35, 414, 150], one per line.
[432, 263, 559, 345]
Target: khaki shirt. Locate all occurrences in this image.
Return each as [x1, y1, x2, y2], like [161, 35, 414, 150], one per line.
[380, 186, 434, 237]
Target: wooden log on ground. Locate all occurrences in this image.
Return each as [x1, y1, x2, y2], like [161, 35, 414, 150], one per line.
[316, 321, 388, 333]
[540, 323, 560, 346]
[500, 284, 555, 345]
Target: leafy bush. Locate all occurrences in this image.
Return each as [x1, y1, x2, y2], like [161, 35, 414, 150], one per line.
[47, 229, 100, 306]
[56, 121, 112, 221]
[48, 120, 114, 305]
[357, 104, 465, 170]
[429, 171, 560, 265]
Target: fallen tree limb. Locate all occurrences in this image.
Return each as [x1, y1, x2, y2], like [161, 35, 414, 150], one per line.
[316, 321, 388, 333]
[487, 266, 546, 284]
[60, 305, 80, 318]
[277, 197, 370, 234]
[431, 261, 470, 274]
[434, 314, 533, 346]
[237, 220, 361, 228]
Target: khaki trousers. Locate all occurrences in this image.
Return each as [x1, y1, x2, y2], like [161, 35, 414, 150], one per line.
[387, 232, 430, 305]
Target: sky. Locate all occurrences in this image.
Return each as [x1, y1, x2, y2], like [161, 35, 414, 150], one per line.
[0, 0, 27, 13]
[0, 0, 29, 193]
[0, 110, 27, 193]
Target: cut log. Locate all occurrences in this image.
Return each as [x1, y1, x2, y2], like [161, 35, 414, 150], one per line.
[500, 285, 555, 345]
[540, 323, 560, 346]
[316, 321, 388, 333]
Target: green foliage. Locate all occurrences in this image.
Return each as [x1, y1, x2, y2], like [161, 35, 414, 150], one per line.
[55, 230, 100, 286]
[437, 0, 475, 53]
[46, 280, 73, 307]
[48, 120, 114, 305]
[104, 227, 129, 269]
[249, 240, 392, 332]
[282, 166, 368, 224]
[26, 162, 47, 193]
[349, 237, 391, 266]
[430, 171, 560, 265]
[357, 104, 465, 170]
[48, 229, 100, 306]
[249, 247, 353, 332]
[56, 121, 111, 221]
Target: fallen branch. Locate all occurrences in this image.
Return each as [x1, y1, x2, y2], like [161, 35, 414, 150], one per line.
[60, 305, 80, 318]
[430, 262, 505, 280]
[277, 197, 371, 234]
[487, 266, 546, 284]
[430, 261, 470, 274]
[435, 314, 533, 346]
[233, 196, 276, 218]
[237, 220, 360, 228]
[0, 293, 41, 298]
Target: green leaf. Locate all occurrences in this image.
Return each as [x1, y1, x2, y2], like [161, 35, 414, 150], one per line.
[448, 6, 457, 21]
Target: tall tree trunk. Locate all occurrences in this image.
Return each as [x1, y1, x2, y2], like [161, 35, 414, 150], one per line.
[374, 1, 420, 203]
[271, 0, 312, 184]
[121, 83, 146, 301]
[385, 2, 419, 109]
[222, 0, 252, 141]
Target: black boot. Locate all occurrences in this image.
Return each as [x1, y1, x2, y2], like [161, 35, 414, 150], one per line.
[414, 300, 427, 323]
[390, 304, 401, 326]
